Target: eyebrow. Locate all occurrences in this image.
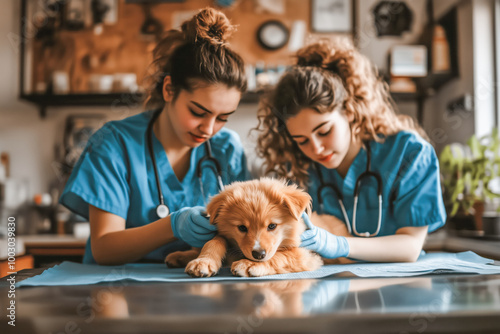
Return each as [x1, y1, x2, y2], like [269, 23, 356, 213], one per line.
[290, 121, 329, 138]
[190, 101, 236, 116]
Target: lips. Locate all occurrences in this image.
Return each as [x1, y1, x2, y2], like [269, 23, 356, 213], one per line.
[317, 153, 334, 163]
[189, 133, 208, 143]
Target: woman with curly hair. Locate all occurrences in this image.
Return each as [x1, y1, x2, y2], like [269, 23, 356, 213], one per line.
[60, 8, 250, 265]
[256, 39, 446, 262]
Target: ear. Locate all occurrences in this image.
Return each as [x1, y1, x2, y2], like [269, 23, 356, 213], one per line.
[162, 75, 174, 103]
[282, 188, 312, 220]
[206, 192, 227, 225]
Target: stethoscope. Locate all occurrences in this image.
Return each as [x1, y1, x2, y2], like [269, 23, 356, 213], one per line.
[146, 109, 224, 219]
[315, 142, 383, 237]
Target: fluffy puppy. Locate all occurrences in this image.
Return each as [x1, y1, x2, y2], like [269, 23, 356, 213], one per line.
[181, 178, 350, 278]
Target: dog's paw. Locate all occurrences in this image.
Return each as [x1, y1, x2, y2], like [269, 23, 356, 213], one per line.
[231, 259, 272, 277]
[165, 250, 199, 268]
[185, 258, 220, 277]
[307, 252, 324, 271]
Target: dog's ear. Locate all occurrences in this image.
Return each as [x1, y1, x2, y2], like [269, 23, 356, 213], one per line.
[282, 188, 312, 220]
[206, 192, 226, 225]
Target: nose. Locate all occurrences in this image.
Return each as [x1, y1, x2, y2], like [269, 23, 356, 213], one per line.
[310, 137, 324, 155]
[252, 249, 266, 260]
[198, 117, 216, 136]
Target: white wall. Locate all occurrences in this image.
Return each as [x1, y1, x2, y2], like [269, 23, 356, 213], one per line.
[355, 0, 484, 152]
[426, 1, 475, 151]
[472, 0, 496, 137]
[355, 0, 429, 122]
[427, 0, 496, 152]
[356, 0, 427, 71]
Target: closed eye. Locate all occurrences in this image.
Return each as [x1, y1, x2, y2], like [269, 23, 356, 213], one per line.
[189, 108, 204, 118]
[189, 108, 228, 123]
[318, 128, 332, 136]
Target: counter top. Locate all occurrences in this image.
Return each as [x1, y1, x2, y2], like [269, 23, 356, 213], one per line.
[0, 235, 87, 260]
[18, 234, 87, 247]
[1, 267, 500, 334]
[425, 230, 500, 260]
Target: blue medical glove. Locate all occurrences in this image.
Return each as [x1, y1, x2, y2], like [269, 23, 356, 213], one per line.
[300, 212, 350, 259]
[169, 206, 217, 247]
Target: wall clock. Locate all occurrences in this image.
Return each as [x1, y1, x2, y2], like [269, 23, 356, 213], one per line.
[256, 20, 289, 50]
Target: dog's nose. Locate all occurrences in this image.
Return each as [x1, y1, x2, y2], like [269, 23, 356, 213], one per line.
[252, 250, 266, 260]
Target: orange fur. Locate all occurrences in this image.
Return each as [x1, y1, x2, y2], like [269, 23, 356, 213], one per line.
[169, 178, 352, 278]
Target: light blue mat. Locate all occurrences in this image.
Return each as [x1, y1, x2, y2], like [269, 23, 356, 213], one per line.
[16, 251, 500, 287]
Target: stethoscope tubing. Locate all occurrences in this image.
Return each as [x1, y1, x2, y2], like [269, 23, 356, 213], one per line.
[147, 109, 167, 217]
[147, 109, 224, 218]
[315, 142, 383, 237]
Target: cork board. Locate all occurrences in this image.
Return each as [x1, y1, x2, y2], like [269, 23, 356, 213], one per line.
[31, 0, 350, 94]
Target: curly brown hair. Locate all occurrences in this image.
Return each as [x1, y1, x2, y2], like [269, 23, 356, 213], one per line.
[255, 38, 427, 187]
[144, 8, 247, 110]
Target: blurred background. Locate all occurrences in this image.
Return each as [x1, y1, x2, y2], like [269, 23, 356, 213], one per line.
[1, 0, 499, 273]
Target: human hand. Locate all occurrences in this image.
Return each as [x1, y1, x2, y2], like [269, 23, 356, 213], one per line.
[300, 212, 350, 259]
[170, 206, 217, 247]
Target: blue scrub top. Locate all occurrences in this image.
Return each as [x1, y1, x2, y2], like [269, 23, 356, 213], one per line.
[60, 110, 251, 263]
[307, 131, 446, 236]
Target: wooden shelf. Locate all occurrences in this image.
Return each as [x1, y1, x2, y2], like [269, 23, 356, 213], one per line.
[21, 91, 260, 118]
[391, 92, 422, 102]
[416, 71, 457, 95]
[388, 3, 458, 125]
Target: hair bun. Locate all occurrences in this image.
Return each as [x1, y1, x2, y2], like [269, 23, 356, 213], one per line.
[182, 8, 235, 45]
[295, 42, 331, 67]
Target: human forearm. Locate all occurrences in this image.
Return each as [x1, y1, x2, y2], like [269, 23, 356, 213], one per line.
[92, 217, 176, 265]
[347, 226, 428, 262]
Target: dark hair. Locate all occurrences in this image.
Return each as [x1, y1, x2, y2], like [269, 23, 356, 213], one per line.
[145, 8, 247, 109]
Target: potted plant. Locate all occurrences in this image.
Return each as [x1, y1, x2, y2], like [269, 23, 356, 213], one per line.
[439, 129, 500, 236]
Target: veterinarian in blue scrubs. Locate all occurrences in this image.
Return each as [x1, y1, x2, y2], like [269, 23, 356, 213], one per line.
[256, 39, 446, 262]
[60, 9, 250, 265]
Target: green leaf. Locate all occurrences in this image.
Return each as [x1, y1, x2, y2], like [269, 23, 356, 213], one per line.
[468, 135, 481, 159]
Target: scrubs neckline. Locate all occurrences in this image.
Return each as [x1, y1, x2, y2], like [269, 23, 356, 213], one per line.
[149, 116, 200, 191]
[332, 142, 368, 193]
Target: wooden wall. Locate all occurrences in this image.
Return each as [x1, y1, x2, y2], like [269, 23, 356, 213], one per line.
[31, 0, 349, 93]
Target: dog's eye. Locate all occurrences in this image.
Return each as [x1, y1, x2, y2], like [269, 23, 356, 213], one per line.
[238, 225, 248, 232]
[267, 223, 277, 231]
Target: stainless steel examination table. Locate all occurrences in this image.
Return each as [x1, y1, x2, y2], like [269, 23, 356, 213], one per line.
[1, 265, 500, 334]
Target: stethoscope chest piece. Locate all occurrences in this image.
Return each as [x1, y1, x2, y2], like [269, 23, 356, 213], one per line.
[156, 204, 169, 219]
[147, 109, 225, 219]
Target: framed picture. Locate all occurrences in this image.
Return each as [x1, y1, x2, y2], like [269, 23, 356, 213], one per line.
[311, 0, 353, 33]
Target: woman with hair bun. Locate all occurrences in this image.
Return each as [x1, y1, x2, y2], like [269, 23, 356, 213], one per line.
[256, 39, 446, 263]
[60, 8, 250, 265]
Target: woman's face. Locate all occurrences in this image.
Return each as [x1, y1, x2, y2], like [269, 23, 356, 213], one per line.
[286, 108, 352, 169]
[166, 83, 241, 148]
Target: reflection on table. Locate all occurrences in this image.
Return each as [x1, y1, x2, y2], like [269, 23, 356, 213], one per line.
[2, 271, 500, 333]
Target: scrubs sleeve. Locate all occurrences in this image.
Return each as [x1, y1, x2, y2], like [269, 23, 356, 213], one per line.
[392, 140, 446, 233]
[59, 124, 130, 220]
[226, 132, 252, 182]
